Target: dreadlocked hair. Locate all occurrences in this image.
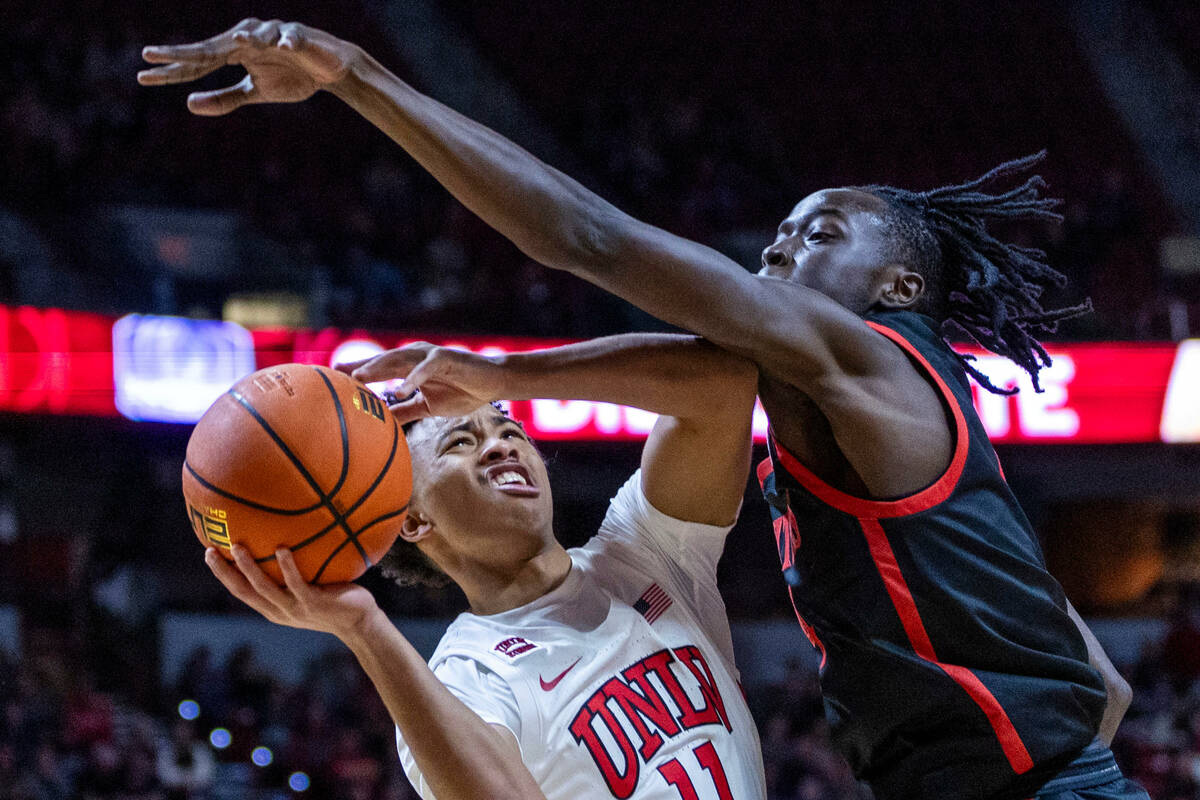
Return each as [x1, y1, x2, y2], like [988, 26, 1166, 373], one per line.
[861, 151, 1091, 394]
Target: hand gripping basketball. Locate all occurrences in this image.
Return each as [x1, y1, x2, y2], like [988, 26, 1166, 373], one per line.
[183, 365, 411, 585]
[205, 545, 381, 639]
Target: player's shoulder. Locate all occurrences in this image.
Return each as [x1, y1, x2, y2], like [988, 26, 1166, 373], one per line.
[597, 469, 678, 537]
[864, 309, 959, 363]
[431, 612, 556, 673]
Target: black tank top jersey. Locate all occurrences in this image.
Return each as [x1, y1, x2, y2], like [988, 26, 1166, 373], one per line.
[757, 310, 1106, 800]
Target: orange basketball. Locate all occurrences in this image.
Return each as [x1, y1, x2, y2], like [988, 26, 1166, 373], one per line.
[182, 364, 411, 585]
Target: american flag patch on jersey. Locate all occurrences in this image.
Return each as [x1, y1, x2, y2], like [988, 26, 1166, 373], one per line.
[633, 583, 672, 624]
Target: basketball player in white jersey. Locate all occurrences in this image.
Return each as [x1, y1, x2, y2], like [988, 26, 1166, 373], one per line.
[206, 333, 767, 800]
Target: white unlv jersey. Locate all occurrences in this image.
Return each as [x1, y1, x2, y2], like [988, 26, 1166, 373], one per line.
[396, 471, 766, 800]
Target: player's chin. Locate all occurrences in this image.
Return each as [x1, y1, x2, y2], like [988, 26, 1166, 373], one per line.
[492, 492, 553, 526]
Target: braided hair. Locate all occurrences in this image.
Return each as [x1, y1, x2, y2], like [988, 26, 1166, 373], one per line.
[861, 151, 1091, 393]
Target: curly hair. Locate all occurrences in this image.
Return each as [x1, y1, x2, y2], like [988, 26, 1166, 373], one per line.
[377, 538, 452, 588]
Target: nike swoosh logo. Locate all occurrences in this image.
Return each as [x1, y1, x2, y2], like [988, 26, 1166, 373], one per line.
[539, 658, 582, 691]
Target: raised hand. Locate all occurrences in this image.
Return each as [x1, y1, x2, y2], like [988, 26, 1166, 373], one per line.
[206, 545, 381, 640]
[337, 343, 507, 425]
[138, 19, 360, 116]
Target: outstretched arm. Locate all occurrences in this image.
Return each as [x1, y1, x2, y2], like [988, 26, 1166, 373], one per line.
[345, 333, 757, 525]
[205, 546, 545, 800]
[142, 20, 947, 499]
[138, 20, 894, 386]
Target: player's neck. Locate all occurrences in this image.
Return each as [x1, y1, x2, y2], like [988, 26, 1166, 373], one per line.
[459, 544, 573, 616]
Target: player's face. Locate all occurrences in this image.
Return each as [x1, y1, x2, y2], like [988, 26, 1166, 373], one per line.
[406, 408, 554, 556]
[759, 188, 897, 315]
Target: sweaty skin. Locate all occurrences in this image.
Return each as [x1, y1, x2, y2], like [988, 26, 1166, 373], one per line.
[139, 19, 1130, 745]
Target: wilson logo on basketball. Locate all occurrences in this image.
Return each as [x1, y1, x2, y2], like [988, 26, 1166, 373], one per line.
[253, 371, 296, 396]
[188, 505, 231, 550]
[352, 389, 386, 421]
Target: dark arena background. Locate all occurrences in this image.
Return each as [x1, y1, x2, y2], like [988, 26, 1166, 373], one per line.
[3, 0, 1200, 797]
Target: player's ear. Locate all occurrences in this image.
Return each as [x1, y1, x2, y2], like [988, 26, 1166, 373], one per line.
[399, 512, 434, 543]
[875, 266, 925, 309]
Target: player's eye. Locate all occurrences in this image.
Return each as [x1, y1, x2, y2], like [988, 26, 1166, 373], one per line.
[445, 436, 473, 450]
[806, 229, 835, 243]
[501, 428, 526, 441]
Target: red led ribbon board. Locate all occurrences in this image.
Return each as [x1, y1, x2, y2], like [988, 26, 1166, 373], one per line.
[0, 305, 1196, 444]
[0, 305, 117, 416]
[960, 345, 1183, 444]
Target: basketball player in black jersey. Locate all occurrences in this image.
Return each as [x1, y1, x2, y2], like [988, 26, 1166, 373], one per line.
[141, 20, 1149, 799]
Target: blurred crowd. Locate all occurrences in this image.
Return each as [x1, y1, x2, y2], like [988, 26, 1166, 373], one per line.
[0, 0, 1190, 340]
[9, 608, 1200, 800]
[0, 631, 867, 800]
[0, 635, 408, 800]
[1115, 586, 1200, 799]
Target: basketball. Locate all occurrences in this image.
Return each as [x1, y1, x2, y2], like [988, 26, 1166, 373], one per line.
[182, 364, 411, 585]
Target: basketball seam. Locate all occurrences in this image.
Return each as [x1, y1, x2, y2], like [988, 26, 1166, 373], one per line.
[184, 461, 325, 515]
[313, 368, 352, 501]
[311, 421, 405, 581]
[255, 517, 340, 563]
[228, 387, 371, 567]
[254, 410, 405, 570]
[311, 504, 410, 583]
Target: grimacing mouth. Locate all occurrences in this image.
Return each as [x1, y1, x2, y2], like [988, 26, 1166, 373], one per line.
[484, 461, 534, 489]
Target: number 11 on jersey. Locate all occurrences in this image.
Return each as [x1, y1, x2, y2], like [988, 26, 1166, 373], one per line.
[657, 741, 734, 800]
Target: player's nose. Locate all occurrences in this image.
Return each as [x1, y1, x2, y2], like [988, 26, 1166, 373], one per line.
[480, 437, 519, 463]
[761, 244, 793, 270]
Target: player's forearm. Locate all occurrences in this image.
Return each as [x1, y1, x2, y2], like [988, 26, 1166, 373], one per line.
[341, 609, 544, 800]
[328, 50, 618, 273]
[326, 46, 788, 357]
[495, 334, 757, 421]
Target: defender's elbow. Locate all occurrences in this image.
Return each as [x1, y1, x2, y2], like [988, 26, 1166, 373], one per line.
[554, 208, 628, 275]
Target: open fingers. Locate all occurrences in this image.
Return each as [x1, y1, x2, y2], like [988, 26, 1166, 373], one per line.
[349, 344, 433, 384]
[141, 42, 222, 64]
[334, 357, 371, 376]
[141, 18, 260, 64]
[137, 60, 224, 87]
[186, 74, 258, 116]
[232, 19, 282, 50]
[394, 351, 446, 397]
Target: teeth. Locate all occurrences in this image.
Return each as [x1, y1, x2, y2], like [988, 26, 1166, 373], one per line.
[490, 471, 528, 487]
